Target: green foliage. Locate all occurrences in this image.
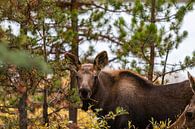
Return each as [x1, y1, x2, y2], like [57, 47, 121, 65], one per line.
[0, 44, 51, 74]
[104, 107, 129, 120]
[92, 107, 129, 129]
[68, 88, 80, 106]
[109, 0, 195, 82]
[149, 117, 172, 129]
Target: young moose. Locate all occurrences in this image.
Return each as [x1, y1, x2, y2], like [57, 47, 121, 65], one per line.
[65, 51, 194, 129]
[168, 72, 195, 129]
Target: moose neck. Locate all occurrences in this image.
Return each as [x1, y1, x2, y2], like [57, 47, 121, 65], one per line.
[91, 71, 111, 106]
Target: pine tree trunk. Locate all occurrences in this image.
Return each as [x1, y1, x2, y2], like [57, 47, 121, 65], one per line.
[148, 0, 156, 81]
[42, 22, 49, 125]
[18, 20, 28, 129]
[148, 44, 155, 81]
[161, 48, 170, 84]
[69, 0, 78, 123]
[18, 91, 28, 129]
[43, 86, 49, 125]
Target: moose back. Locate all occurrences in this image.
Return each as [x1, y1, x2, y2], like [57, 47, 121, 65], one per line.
[65, 51, 193, 129]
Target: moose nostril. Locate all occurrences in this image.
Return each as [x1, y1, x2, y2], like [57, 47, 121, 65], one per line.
[186, 111, 193, 119]
[79, 88, 91, 99]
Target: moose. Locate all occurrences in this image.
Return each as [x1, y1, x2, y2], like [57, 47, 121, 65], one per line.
[65, 51, 194, 129]
[168, 72, 195, 129]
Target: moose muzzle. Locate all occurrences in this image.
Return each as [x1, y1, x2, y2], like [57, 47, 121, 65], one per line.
[79, 88, 92, 99]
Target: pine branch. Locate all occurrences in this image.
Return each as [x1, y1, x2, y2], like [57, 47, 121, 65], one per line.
[153, 63, 194, 83]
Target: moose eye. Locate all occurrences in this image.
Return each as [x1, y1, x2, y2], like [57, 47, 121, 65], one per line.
[93, 75, 97, 80]
[76, 74, 82, 80]
[186, 111, 193, 120]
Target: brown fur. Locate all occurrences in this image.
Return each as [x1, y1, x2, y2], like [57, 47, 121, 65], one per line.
[168, 73, 195, 129]
[90, 70, 193, 129]
[65, 51, 194, 129]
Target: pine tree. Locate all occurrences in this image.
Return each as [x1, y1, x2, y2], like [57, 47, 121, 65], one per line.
[102, 0, 195, 83]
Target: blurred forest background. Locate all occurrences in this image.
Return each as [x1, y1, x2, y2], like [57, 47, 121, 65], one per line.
[0, 0, 195, 128]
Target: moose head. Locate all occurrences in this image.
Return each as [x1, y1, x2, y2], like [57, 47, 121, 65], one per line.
[65, 51, 108, 100]
[168, 72, 195, 129]
[183, 72, 195, 128]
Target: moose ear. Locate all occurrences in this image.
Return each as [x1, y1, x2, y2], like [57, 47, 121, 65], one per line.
[188, 72, 195, 94]
[65, 52, 81, 71]
[94, 51, 108, 70]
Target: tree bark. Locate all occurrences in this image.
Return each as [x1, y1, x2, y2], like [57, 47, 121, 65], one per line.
[161, 48, 170, 84]
[18, 91, 28, 129]
[43, 85, 49, 125]
[148, 0, 156, 81]
[42, 22, 49, 126]
[18, 18, 29, 129]
[69, 0, 79, 123]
